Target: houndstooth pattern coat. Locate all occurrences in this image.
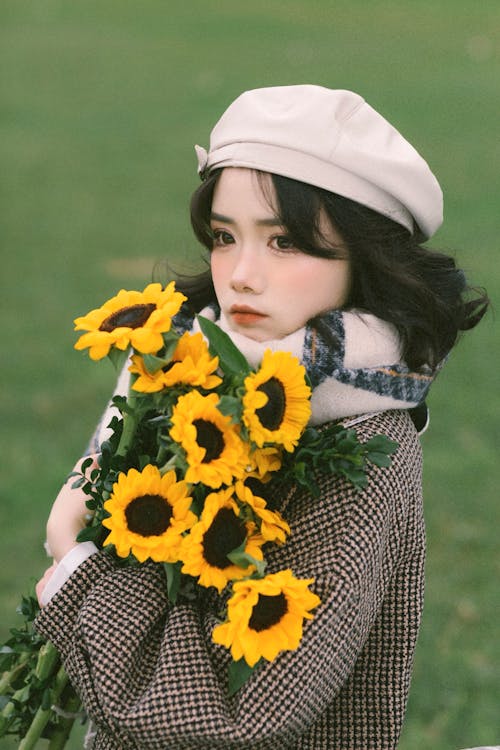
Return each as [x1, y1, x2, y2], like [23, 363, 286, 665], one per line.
[36, 410, 425, 750]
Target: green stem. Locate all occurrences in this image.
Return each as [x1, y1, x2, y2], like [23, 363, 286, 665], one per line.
[47, 692, 82, 750]
[18, 665, 69, 750]
[158, 453, 178, 475]
[155, 443, 168, 467]
[115, 396, 139, 458]
[1, 680, 31, 723]
[34, 641, 59, 681]
[0, 651, 30, 693]
[0, 699, 16, 731]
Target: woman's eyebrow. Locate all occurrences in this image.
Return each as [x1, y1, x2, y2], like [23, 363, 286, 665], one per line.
[210, 212, 234, 223]
[210, 211, 282, 227]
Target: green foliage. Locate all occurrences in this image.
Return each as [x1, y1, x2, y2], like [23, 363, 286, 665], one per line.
[0, 593, 80, 747]
[164, 562, 181, 604]
[275, 425, 398, 496]
[227, 545, 267, 578]
[227, 658, 261, 697]
[196, 315, 251, 377]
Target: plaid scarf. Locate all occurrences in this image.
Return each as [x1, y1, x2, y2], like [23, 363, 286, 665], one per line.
[189, 305, 435, 425]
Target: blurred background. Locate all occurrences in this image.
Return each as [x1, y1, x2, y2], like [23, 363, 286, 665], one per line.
[1, 1, 498, 748]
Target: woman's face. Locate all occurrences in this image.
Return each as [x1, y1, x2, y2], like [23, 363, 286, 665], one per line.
[210, 168, 351, 342]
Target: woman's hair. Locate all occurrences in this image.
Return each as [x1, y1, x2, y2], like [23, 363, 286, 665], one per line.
[181, 168, 488, 371]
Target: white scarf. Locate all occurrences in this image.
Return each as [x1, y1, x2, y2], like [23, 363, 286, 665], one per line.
[193, 307, 434, 426]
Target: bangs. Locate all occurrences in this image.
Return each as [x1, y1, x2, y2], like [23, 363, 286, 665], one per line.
[257, 172, 348, 260]
[190, 168, 348, 261]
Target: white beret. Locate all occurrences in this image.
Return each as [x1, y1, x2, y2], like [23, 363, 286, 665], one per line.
[195, 85, 443, 240]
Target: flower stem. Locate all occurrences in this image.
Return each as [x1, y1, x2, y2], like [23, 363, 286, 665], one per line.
[158, 453, 178, 475]
[0, 651, 30, 692]
[0, 686, 25, 727]
[35, 641, 59, 681]
[18, 665, 69, 750]
[47, 692, 82, 750]
[115, 396, 139, 457]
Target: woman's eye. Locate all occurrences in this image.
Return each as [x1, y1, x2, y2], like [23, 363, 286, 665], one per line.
[212, 229, 234, 247]
[271, 235, 296, 252]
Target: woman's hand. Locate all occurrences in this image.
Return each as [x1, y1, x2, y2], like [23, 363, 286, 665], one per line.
[45, 455, 97, 563]
[36, 562, 58, 606]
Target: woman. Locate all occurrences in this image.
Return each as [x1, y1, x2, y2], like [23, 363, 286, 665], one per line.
[36, 85, 487, 749]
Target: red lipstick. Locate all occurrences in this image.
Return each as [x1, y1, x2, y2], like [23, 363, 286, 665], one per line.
[229, 305, 268, 325]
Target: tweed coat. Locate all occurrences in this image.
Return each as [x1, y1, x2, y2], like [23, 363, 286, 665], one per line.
[36, 409, 425, 750]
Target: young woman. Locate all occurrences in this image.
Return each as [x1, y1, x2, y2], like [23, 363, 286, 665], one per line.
[35, 85, 487, 749]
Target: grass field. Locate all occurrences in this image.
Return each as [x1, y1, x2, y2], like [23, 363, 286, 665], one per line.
[1, 2, 499, 748]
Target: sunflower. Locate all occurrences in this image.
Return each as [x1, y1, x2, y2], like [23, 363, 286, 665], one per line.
[180, 488, 265, 592]
[234, 480, 290, 545]
[245, 446, 282, 482]
[74, 282, 186, 361]
[212, 569, 321, 667]
[130, 332, 222, 393]
[243, 350, 311, 451]
[102, 465, 196, 563]
[169, 391, 249, 488]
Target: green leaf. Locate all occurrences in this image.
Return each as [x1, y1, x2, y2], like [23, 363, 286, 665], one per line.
[227, 548, 266, 578]
[16, 684, 31, 702]
[141, 336, 179, 375]
[141, 353, 169, 375]
[107, 346, 130, 372]
[80, 456, 94, 473]
[0, 695, 11, 711]
[364, 435, 398, 454]
[217, 395, 243, 422]
[342, 468, 368, 488]
[164, 562, 181, 604]
[196, 315, 251, 376]
[76, 526, 102, 544]
[161, 329, 181, 348]
[295, 462, 306, 480]
[336, 436, 359, 453]
[227, 658, 260, 695]
[367, 452, 393, 468]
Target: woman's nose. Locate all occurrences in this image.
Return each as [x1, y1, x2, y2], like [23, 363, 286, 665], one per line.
[230, 247, 264, 293]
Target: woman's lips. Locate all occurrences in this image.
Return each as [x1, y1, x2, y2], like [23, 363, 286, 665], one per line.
[229, 305, 268, 325]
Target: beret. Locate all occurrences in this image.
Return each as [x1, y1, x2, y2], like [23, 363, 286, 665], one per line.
[195, 85, 443, 240]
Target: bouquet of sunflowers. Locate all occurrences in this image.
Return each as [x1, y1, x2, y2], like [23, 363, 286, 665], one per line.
[0, 282, 397, 748]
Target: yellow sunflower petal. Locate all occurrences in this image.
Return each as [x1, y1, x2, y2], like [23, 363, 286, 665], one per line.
[170, 391, 248, 489]
[234, 481, 290, 544]
[180, 489, 265, 593]
[102, 465, 196, 563]
[243, 350, 311, 452]
[211, 569, 320, 666]
[74, 282, 186, 359]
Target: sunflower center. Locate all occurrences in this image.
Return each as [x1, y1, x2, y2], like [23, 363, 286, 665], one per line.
[99, 303, 156, 332]
[248, 592, 288, 632]
[255, 377, 286, 431]
[193, 419, 225, 463]
[124, 494, 172, 537]
[202, 507, 246, 569]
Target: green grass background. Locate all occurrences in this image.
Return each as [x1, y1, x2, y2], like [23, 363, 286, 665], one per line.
[1, 2, 499, 748]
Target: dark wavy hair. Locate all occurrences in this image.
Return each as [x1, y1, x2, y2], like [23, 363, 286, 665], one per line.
[179, 168, 488, 371]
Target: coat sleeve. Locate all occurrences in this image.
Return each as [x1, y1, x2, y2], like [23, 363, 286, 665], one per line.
[35, 412, 424, 750]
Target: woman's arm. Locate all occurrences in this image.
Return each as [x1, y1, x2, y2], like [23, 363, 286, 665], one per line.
[45, 455, 98, 562]
[38, 362, 131, 601]
[37, 455, 99, 606]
